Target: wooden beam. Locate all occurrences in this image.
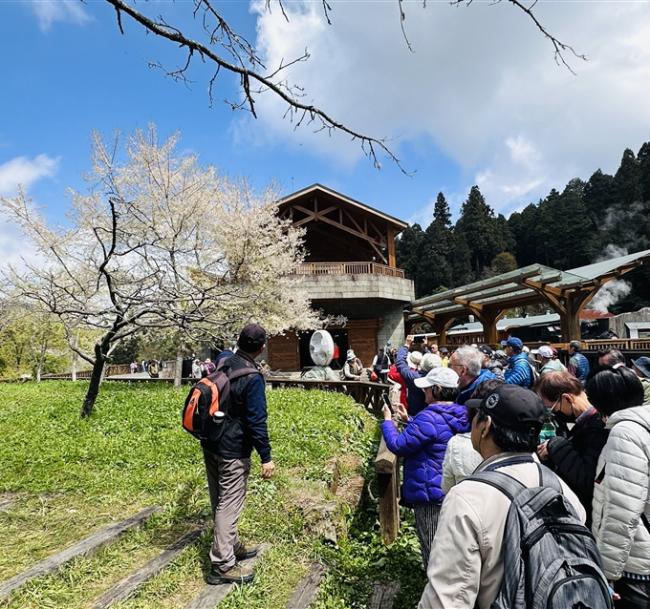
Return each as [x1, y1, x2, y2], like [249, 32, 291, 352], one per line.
[90, 529, 203, 609]
[284, 563, 327, 609]
[387, 227, 396, 268]
[412, 265, 546, 307]
[369, 582, 401, 609]
[0, 506, 160, 601]
[522, 278, 563, 298]
[374, 436, 397, 474]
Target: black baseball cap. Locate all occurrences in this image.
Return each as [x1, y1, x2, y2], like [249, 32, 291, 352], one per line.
[466, 384, 545, 432]
[478, 344, 494, 357]
[237, 323, 267, 352]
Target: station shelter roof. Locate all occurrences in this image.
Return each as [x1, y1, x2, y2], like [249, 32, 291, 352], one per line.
[409, 249, 650, 324]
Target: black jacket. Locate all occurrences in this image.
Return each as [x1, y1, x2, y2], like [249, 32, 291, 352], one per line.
[202, 352, 272, 463]
[546, 407, 608, 525]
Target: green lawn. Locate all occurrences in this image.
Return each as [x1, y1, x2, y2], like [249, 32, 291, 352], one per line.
[0, 381, 424, 609]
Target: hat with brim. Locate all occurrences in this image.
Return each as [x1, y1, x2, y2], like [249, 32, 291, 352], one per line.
[414, 366, 459, 389]
[466, 384, 544, 432]
[632, 356, 650, 379]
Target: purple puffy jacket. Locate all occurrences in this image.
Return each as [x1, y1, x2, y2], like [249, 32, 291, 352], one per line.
[381, 403, 470, 505]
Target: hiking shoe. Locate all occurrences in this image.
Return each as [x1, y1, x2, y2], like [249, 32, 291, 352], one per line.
[234, 543, 258, 561]
[206, 563, 255, 585]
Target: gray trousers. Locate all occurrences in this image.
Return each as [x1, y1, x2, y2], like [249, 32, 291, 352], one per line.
[413, 503, 442, 569]
[202, 449, 251, 571]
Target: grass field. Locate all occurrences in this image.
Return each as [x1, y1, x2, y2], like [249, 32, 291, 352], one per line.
[0, 381, 424, 609]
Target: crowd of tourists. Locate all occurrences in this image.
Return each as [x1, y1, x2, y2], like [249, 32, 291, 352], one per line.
[379, 335, 650, 608]
[185, 323, 650, 608]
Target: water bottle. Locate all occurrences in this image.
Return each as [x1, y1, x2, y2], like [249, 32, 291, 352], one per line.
[212, 411, 226, 425]
[538, 411, 557, 444]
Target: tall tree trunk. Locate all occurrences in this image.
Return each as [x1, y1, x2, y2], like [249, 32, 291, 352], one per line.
[81, 345, 106, 418]
[71, 331, 79, 381]
[174, 348, 183, 388]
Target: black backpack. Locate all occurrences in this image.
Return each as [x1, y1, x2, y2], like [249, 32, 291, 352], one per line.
[181, 360, 259, 442]
[468, 456, 613, 609]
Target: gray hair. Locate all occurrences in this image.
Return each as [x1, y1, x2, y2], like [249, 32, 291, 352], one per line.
[454, 346, 483, 377]
[420, 353, 442, 373]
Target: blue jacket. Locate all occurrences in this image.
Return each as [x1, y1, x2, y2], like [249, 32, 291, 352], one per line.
[381, 403, 470, 505]
[505, 352, 533, 388]
[569, 352, 590, 383]
[395, 346, 426, 415]
[456, 368, 497, 405]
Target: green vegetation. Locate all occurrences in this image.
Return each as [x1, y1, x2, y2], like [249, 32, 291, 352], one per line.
[397, 141, 650, 310]
[0, 382, 425, 609]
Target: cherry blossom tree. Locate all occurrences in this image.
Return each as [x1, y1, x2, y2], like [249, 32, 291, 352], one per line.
[0, 127, 318, 416]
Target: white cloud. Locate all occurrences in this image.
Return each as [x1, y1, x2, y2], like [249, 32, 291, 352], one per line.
[249, 0, 650, 213]
[0, 154, 59, 196]
[28, 0, 91, 31]
[0, 222, 42, 274]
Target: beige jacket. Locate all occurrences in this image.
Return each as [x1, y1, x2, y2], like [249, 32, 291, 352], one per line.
[441, 432, 482, 493]
[419, 452, 586, 609]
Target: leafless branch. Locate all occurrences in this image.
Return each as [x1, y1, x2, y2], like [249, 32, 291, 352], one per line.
[104, 0, 409, 173]
[448, 0, 587, 73]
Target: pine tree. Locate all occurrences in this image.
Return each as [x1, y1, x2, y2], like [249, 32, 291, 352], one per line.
[417, 193, 454, 295]
[455, 186, 504, 277]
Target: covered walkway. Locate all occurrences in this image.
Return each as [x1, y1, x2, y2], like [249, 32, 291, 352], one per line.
[407, 249, 650, 345]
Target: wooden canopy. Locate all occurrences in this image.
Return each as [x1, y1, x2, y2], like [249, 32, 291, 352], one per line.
[278, 184, 407, 267]
[408, 249, 650, 344]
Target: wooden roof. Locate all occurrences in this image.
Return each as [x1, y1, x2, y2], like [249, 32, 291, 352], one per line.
[409, 249, 650, 322]
[277, 184, 408, 232]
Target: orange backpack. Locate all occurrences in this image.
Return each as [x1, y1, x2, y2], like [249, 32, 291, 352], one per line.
[181, 364, 259, 442]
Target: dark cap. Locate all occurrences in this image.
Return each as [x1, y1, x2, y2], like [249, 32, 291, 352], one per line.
[632, 356, 650, 379]
[466, 384, 545, 432]
[237, 323, 267, 352]
[478, 344, 494, 357]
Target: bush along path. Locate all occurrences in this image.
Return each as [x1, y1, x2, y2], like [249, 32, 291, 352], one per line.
[0, 382, 379, 609]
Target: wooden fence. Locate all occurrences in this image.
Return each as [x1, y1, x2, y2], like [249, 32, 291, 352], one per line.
[265, 377, 388, 413]
[374, 436, 400, 543]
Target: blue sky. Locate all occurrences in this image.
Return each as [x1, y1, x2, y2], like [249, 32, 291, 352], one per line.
[2, 0, 650, 261]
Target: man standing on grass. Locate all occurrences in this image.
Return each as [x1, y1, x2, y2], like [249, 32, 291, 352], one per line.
[202, 323, 275, 585]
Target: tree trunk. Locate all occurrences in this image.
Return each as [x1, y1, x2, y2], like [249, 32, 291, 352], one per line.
[174, 349, 183, 388]
[80, 355, 106, 418]
[71, 332, 79, 382]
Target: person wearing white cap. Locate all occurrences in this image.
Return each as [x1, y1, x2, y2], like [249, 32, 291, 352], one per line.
[343, 349, 364, 380]
[537, 345, 567, 376]
[381, 367, 469, 568]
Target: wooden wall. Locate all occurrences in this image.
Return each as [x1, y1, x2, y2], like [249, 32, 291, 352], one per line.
[346, 319, 379, 368]
[267, 334, 299, 371]
[267, 319, 380, 371]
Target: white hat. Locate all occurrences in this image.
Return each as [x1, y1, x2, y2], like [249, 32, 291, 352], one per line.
[414, 367, 459, 389]
[346, 349, 356, 360]
[538, 345, 554, 359]
[407, 351, 423, 368]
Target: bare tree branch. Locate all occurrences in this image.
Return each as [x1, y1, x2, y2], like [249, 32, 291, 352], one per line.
[104, 0, 409, 173]
[448, 0, 587, 73]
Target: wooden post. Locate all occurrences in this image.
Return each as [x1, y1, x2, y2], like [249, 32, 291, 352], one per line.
[387, 227, 396, 268]
[476, 307, 503, 347]
[374, 436, 399, 544]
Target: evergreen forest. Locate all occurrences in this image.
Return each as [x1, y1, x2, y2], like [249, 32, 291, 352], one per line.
[396, 143, 650, 311]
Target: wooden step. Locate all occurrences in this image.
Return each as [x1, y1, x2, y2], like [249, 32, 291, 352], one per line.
[184, 544, 270, 609]
[90, 528, 203, 609]
[0, 505, 160, 601]
[284, 563, 327, 609]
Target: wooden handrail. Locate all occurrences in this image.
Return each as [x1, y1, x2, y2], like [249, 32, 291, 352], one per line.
[295, 261, 405, 279]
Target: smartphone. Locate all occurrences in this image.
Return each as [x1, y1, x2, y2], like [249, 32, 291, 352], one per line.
[414, 335, 425, 343]
[381, 392, 393, 412]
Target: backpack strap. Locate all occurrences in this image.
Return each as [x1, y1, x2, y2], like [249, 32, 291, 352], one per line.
[483, 454, 535, 471]
[536, 462, 563, 493]
[228, 367, 261, 382]
[466, 470, 527, 501]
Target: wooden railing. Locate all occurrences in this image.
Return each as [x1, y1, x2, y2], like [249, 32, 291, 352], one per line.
[580, 338, 650, 352]
[296, 261, 405, 279]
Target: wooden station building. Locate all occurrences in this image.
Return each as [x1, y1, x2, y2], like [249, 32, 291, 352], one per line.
[266, 184, 415, 370]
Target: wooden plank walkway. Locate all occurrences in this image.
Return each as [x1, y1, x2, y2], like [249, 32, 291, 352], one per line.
[284, 563, 327, 609]
[184, 544, 270, 609]
[0, 506, 160, 601]
[90, 528, 203, 609]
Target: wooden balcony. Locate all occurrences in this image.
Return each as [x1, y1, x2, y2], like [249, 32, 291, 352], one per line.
[296, 261, 405, 279]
